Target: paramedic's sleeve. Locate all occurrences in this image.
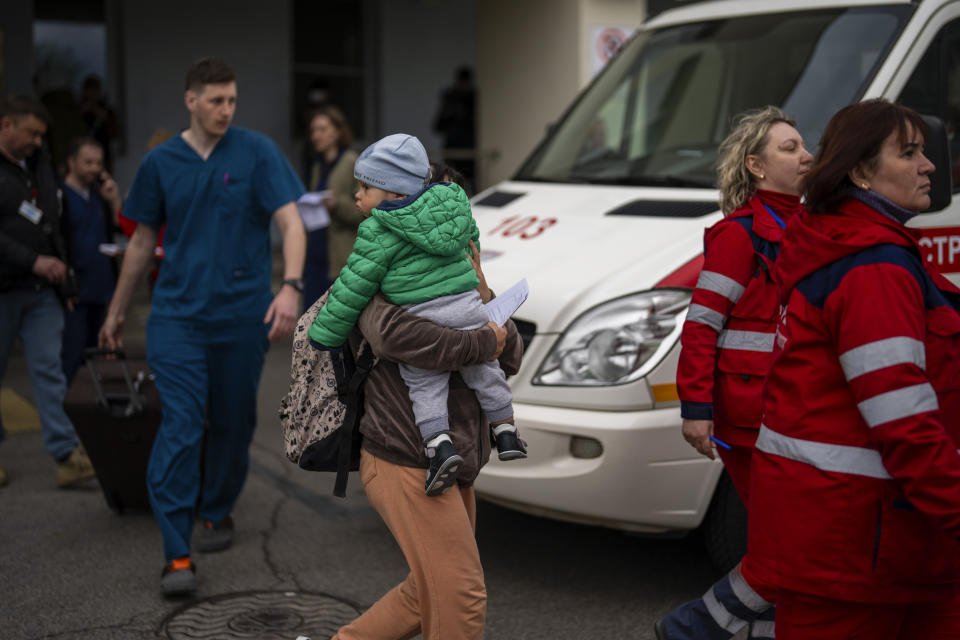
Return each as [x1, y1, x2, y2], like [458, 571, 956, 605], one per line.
[677, 220, 756, 420]
[827, 257, 960, 537]
[358, 293, 500, 370]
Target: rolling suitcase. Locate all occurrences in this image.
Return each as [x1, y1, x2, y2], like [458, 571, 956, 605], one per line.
[65, 348, 160, 513]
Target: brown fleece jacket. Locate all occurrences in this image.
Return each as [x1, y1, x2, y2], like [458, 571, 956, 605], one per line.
[353, 293, 524, 485]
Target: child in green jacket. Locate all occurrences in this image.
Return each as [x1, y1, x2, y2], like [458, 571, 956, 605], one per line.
[308, 134, 525, 496]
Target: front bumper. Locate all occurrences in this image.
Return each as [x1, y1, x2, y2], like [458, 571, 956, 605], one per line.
[476, 402, 723, 533]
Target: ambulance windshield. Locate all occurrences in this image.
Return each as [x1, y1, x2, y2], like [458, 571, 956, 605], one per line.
[515, 6, 912, 188]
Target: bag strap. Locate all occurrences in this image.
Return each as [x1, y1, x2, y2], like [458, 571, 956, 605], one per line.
[333, 340, 376, 497]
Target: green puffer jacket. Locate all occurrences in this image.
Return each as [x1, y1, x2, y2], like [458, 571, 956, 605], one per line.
[308, 182, 480, 347]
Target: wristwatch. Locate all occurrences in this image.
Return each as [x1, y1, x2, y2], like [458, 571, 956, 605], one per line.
[282, 278, 304, 293]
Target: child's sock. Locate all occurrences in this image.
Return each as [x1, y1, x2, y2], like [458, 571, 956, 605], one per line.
[492, 423, 516, 436]
[424, 433, 452, 458]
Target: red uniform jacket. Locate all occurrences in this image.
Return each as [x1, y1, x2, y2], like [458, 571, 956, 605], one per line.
[677, 191, 800, 447]
[749, 198, 960, 603]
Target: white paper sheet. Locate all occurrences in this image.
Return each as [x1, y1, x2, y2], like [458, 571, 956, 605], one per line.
[297, 191, 332, 231]
[484, 278, 529, 326]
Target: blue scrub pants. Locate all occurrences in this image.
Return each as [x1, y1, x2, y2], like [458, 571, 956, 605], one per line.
[0, 288, 79, 460]
[61, 301, 107, 385]
[145, 317, 269, 562]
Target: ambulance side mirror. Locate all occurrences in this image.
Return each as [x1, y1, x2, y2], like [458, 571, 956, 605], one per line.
[920, 114, 953, 213]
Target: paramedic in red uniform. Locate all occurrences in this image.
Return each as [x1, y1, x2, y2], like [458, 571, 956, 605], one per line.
[750, 99, 960, 638]
[657, 106, 813, 640]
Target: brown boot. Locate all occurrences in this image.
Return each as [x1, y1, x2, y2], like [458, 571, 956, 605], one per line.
[0, 462, 8, 487]
[55, 449, 95, 487]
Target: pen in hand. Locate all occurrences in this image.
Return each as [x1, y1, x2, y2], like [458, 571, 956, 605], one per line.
[710, 435, 732, 450]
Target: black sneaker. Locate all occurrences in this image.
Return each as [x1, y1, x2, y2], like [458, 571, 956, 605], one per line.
[493, 427, 527, 461]
[425, 441, 462, 497]
[195, 515, 234, 553]
[161, 557, 196, 597]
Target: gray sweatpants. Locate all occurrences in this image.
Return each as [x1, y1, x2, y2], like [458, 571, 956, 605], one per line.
[399, 290, 514, 442]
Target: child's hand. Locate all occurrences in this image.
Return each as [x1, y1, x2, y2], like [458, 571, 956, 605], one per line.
[468, 240, 493, 303]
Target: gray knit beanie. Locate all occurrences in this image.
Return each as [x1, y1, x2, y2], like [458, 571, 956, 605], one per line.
[353, 133, 430, 195]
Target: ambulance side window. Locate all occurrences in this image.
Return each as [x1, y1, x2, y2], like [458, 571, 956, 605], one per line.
[899, 18, 960, 192]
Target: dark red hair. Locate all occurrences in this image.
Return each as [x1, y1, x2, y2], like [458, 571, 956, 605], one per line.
[802, 99, 928, 214]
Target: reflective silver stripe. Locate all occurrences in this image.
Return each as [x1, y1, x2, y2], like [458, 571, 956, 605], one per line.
[688, 304, 725, 333]
[717, 329, 775, 353]
[697, 270, 745, 304]
[729, 564, 771, 612]
[858, 383, 938, 428]
[756, 425, 892, 479]
[749, 621, 776, 639]
[703, 585, 749, 634]
[839, 337, 926, 381]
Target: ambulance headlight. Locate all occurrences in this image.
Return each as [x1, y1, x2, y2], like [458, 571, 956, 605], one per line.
[533, 289, 690, 386]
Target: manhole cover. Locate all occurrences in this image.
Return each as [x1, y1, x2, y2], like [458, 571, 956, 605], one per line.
[164, 591, 360, 639]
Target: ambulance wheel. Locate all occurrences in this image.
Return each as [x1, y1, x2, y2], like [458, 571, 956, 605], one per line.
[701, 472, 748, 575]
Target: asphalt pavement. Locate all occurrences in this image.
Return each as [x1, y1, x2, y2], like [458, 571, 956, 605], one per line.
[0, 278, 733, 640]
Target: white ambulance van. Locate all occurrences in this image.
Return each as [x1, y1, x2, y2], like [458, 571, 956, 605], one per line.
[472, 0, 960, 570]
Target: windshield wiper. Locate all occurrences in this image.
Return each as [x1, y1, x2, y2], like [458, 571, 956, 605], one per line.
[630, 175, 715, 188]
[566, 174, 715, 188]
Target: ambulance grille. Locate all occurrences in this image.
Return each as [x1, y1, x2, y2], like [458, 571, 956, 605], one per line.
[513, 319, 536, 351]
[605, 200, 718, 218]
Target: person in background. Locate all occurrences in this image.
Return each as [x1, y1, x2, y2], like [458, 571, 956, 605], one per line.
[432, 66, 477, 189]
[656, 106, 813, 640]
[79, 75, 119, 173]
[750, 99, 960, 638]
[0, 95, 94, 488]
[98, 58, 306, 597]
[60, 136, 121, 384]
[302, 105, 359, 309]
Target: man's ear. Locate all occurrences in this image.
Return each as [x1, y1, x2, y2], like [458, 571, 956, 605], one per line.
[184, 89, 196, 113]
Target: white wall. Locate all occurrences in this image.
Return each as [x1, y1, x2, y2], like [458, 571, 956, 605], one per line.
[475, 0, 645, 189]
[476, 0, 582, 189]
[114, 0, 294, 190]
[377, 0, 477, 157]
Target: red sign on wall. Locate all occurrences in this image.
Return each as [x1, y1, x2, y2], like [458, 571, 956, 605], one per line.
[918, 227, 960, 273]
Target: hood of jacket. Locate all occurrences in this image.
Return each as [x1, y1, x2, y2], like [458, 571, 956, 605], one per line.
[776, 198, 921, 303]
[371, 182, 476, 257]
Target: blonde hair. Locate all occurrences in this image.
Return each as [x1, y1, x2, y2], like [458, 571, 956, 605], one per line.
[716, 106, 796, 215]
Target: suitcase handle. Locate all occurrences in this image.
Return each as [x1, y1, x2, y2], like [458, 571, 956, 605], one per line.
[82, 348, 145, 416]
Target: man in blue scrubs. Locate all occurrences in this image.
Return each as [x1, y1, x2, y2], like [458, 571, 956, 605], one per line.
[60, 137, 121, 384]
[99, 58, 306, 597]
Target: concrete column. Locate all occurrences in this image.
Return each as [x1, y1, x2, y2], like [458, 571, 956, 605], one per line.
[0, 0, 36, 95]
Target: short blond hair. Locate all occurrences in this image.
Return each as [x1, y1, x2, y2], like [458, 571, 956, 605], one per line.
[716, 106, 796, 215]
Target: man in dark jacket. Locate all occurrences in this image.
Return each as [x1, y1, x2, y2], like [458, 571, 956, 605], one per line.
[0, 95, 94, 488]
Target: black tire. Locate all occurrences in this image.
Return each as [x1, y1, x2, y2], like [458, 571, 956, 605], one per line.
[700, 472, 748, 574]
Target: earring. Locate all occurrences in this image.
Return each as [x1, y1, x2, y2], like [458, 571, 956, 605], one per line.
[759, 174, 765, 180]
[861, 182, 869, 190]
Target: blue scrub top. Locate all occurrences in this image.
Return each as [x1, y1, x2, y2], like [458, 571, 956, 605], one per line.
[61, 184, 115, 305]
[124, 127, 305, 325]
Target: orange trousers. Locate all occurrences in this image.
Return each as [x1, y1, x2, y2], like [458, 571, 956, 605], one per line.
[332, 450, 486, 640]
